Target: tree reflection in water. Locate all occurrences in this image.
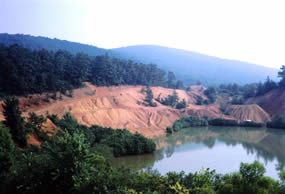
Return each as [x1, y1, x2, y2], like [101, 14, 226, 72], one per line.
[113, 126, 285, 176]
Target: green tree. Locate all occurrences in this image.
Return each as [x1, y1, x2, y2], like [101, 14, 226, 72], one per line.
[26, 112, 48, 141]
[2, 97, 29, 147]
[204, 87, 216, 104]
[167, 71, 176, 88]
[0, 122, 15, 192]
[196, 96, 203, 105]
[278, 65, 285, 88]
[175, 80, 184, 89]
[176, 99, 187, 109]
[144, 86, 157, 107]
[15, 131, 111, 193]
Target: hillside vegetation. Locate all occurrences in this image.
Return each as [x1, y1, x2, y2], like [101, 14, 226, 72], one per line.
[0, 44, 168, 97]
[0, 34, 278, 86]
[0, 33, 107, 56]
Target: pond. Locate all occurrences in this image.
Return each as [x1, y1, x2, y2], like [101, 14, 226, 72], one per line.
[113, 126, 285, 179]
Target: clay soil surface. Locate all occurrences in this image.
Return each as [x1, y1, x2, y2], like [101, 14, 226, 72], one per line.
[0, 83, 272, 138]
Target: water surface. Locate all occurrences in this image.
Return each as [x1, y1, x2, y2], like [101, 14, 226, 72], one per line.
[113, 126, 285, 179]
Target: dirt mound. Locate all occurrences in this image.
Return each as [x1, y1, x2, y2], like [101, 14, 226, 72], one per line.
[186, 104, 233, 120]
[226, 104, 271, 122]
[246, 89, 285, 118]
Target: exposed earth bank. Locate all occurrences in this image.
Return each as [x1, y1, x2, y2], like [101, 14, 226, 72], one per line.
[0, 83, 272, 138]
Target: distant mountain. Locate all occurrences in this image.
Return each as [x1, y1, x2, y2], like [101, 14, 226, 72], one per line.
[112, 45, 279, 85]
[0, 33, 107, 56]
[0, 34, 279, 85]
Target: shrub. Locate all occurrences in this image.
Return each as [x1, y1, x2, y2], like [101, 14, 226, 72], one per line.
[168, 116, 208, 133]
[267, 116, 285, 129]
[231, 96, 245, 105]
[176, 99, 187, 109]
[209, 118, 239, 126]
[196, 96, 203, 105]
[204, 87, 217, 104]
[239, 121, 264, 128]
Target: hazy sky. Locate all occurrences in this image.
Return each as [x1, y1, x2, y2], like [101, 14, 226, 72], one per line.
[1, 0, 285, 69]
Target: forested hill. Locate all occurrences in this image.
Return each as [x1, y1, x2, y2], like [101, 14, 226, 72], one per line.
[112, 45, 279, 85]
[0, 45, 167, 97]
[0, 33, 107, 56]
[0, 34, 279, 86]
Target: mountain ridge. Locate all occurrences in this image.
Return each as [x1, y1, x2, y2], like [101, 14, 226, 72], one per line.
[0, 33, 278, 85]
[112, 45, 279, 85]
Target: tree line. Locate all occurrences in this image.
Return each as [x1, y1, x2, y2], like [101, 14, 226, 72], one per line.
[0, 44, 183, 97]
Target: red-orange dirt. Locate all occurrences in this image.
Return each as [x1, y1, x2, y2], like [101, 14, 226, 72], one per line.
[246, 89, 285, 118]
[0, 83, 272, 138]
[226, 104, 271, 123]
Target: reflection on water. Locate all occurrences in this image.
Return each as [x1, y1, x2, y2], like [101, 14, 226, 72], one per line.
[112, 126, 285, 179]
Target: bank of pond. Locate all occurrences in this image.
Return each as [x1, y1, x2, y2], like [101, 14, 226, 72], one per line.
[3, 109, 285, 193]
[166, 116, 285, 134]
[113, 126, 285, 193]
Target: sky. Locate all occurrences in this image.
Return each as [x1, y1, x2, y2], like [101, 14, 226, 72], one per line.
[1, 0, 285, 69]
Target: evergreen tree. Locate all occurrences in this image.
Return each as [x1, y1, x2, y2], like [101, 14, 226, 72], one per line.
[2, 97, 28, 147]
[167, 71, 176, 89]
[0, 122, 15, 192]
[204, 86, 217, 104]
[144, 86, 157, 107]
[196, 95, 203, 105]
[264, 76, 278, 93]
[278, 65, 285, 88]
[176, 99, 187, 109]
[175, 80, 184, 89]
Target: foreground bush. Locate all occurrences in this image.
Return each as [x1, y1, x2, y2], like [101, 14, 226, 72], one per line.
[1, 120, 285, 193]
[49, 112, 156, 157]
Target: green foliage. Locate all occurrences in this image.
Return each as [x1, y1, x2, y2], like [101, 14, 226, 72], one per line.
[1, 124, 284, 193]
[158, 90, 179, 107]
[278, 66, 285, 88]
[25, 112, 48, 141]
[175, 80, 185, 90]
[167, 116, 208, 133]
[239, 121, 264, 128]
[209, 118, 264, 128]
[209, 118, 239, 126]
[267, 116, 285, 129]
[176, 99, 187, 109]
[240, 161, 265, 182]
[196, 95, 203, 105]
[256, 77, 278, 97]
[158, 90, 187, 109]
[12, 131, 111, 193]
[0, 44, 172, 97]
[143, 86, 157, 107]
[2, 96, 29, 147]
[0, 33, 107, 56]
[51, 113, 156, 157]
[167, 71, 176, 89]
[204, 86, 217, 104]
[0, 122, 15, 192]
[231, 96, 245, 105]
[101, 130, 156, 157]
[218, 76, 278, 100]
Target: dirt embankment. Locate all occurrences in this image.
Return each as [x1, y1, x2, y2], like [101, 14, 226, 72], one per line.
[226, 104, 271, 123]
[0, 83, 272, 138]
[246, 89, 285, 118]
